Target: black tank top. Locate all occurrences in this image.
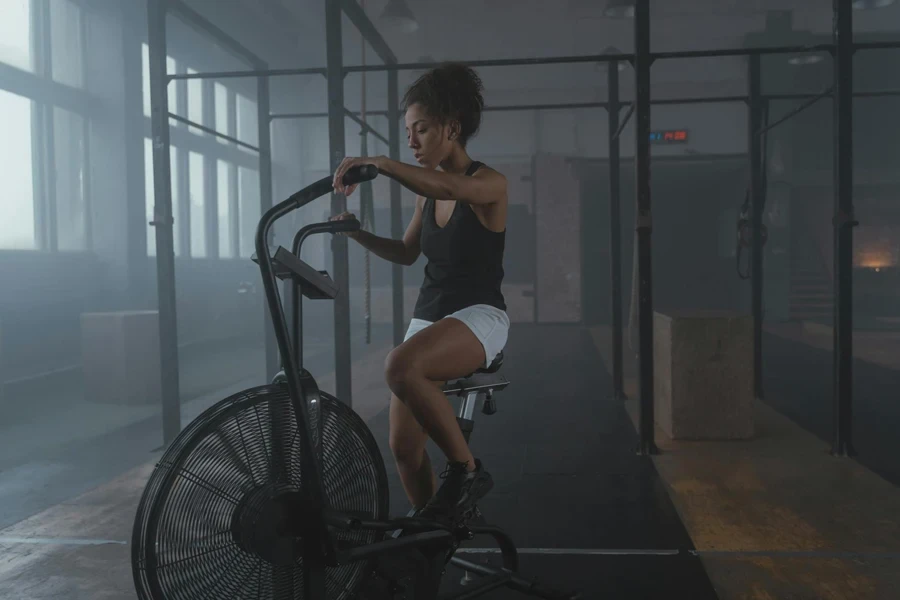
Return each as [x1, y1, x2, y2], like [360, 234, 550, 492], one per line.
[413, 161, 507, 321]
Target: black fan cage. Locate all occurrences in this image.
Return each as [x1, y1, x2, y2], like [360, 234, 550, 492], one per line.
[132, 384, 390, 599]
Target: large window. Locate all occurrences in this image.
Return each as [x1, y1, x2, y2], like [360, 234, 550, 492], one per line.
[54, 107, 88, 251]
[0, 90, 36, 249]
[142, 45, 178, 118]
[215, 83, 229, 145]
[0, 0, 89, 252]
[186, 67, 204, 135]
[141, 44, 260, 260]
[0, 0, 34, 73]
[238, 167, 260, 258]
[216, 160, 235, 258]
[189, 151, 206, 257]
[49, 0, 84, 88]
[237, 93, 258, 148]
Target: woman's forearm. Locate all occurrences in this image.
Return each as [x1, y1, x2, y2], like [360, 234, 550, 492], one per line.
[375, 155, 456, 200]
[354, 230, 413, 265]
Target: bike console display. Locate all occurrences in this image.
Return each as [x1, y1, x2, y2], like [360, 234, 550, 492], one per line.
[251, 247, 339, 299]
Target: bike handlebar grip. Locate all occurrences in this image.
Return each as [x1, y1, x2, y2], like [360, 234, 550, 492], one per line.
[329, 218, 361, 233]
[341, 164, 378, 186]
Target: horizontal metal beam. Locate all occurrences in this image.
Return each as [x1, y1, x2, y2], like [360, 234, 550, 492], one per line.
[486, 101, 607, 111]
[343, 53, 616, 73]
[0, 62, 93, 116]
[653, 43, 833, 61]
[340, 0, 397, 65]
[268, 86, 900, 124]
[344, 108, 390, 145]
[270, 110, 390, 119]
[849, 89, 900, 99]
[854, 41, 900, 52]
[169, 66, 326, 81]
[166, 0, 266, 69]
[340, 43, 844, 73]
[270, 111, 334, 119]
[167, 113, 260, 152]
[162, 39, 900, 84]
[767, 89, 900, 101]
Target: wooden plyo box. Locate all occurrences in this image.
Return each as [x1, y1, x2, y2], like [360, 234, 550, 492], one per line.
[653, 311, 754, 440]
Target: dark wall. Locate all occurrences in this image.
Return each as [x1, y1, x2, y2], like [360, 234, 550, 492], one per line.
[579, 156, 750, 326]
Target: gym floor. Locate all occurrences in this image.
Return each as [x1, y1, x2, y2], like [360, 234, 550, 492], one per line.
[1, 322, 899, 599]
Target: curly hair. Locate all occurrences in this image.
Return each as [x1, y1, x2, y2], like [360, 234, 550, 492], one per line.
[402, 62, 485, 147]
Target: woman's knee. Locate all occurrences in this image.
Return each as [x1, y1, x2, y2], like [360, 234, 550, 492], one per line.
[384, 347, 421, 397]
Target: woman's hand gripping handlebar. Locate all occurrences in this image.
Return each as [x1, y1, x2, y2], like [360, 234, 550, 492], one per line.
[329, 164, 377, 238]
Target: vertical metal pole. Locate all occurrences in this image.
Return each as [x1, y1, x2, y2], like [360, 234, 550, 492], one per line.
[748, 55, 764, 401]
[387, 68, 404, 346]
[531, 152, 539, 322]
[532, 109, 541, 323]
[123, 0, 146, 303]
[30, 0, 44, 249]
[832, 0, 856, 457]
[175, 64, 190, 256]
[203, 79, 218, 258]
[147, 0, 181, 444]
[634, 0, 657, 455]
[608, 62, 626, 402]
[227, 90, 239, 258]
[326, 0, 352, 405]
[39, 0, 58, 253]
[257, 77, 278, 381]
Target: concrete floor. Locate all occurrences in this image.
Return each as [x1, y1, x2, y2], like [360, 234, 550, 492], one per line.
[2, 321, 900, 599]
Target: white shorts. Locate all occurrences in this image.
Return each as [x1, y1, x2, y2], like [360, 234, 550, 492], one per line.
[403, 304, 510, 368]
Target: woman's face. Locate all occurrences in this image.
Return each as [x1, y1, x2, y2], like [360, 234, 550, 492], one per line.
[405, 103, 456, 169]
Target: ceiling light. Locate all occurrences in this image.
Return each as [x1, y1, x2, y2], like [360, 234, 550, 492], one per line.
[788, 54, 825, 66]
[604, 0, 635, 18]
[380, 0, 419, 33]
[852, 0, 895, 9]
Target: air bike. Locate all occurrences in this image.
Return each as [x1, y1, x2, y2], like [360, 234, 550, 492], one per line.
[131, 165, 582, 599]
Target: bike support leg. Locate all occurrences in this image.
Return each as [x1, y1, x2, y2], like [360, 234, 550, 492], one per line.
[447, 557, 582, 600]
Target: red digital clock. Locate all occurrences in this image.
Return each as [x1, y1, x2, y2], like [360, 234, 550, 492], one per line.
[649, 129, 689, 143]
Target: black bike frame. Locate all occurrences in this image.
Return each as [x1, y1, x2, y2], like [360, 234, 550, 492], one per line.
[254, 165, 523, 599]
[289, 219, 359, 372]
[253, 164, 375, 598]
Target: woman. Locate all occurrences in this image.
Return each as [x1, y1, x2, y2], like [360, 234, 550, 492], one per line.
[331, 63, 508, 523]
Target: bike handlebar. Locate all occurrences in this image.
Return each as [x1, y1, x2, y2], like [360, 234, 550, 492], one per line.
[284, 164, 379, 210]
[292, 219, 360, 256]
[342, 164, 378, 186]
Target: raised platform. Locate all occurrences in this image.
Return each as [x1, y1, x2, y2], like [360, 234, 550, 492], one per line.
[590, 324, 900, 600]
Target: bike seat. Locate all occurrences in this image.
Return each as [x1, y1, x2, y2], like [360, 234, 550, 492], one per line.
[467, 351, 503, 378]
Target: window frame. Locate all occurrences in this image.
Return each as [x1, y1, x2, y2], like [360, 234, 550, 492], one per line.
[140, 41, 260, 261]
[0, 0, 93, 253]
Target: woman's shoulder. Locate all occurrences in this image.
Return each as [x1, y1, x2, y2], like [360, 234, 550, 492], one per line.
[471, 161, 502, 177]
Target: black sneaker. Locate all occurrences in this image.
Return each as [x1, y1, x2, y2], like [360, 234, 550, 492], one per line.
[417, 459, 493, 523]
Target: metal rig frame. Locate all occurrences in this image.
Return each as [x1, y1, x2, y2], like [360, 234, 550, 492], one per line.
[148, 0, 898, 453]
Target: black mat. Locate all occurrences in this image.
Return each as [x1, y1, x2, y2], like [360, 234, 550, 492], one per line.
[365, 323, 719, 599]
[763, 332, 900, 487]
